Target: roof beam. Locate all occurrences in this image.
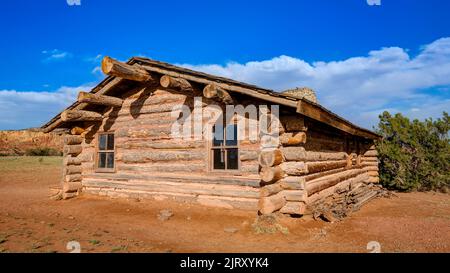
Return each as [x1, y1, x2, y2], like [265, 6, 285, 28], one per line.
[61, 110, 103, 122]
[296, 100, 376, 139]
[102, 56, 154, 82]
[77, 91, 123, 107]
[160, 75, 193, 92]
[203, 83, 234, 104]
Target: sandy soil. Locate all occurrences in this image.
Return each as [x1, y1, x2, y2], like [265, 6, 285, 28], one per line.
[0, 156, 449, 253]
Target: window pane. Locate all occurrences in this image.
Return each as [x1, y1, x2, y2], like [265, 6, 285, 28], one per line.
[99, 135, 107, 150]
[212, 124, 224, 146]
[107, 134, 114, 150]
[98, 152, 107, 168]
[227, 148, 239, 170]
[212, 149, 225, 169]
[106, 152, 114, 169]
[225, 124, 238, 146]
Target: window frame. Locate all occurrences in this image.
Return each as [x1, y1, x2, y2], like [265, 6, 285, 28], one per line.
[209, 122, 241, 172]
[95, 131, 116, 173]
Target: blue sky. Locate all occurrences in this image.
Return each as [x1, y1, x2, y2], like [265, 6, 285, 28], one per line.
[0, 0, 449, 130]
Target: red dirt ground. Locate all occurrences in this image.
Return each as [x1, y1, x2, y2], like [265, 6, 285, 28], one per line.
[0, 157, 449, 253]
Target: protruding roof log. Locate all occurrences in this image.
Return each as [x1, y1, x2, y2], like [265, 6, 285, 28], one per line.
[77, 91, 123, 107]
[160, 75, 193, 91]
[203, 83, 234, 104]
[101, 56, 154, 82]
[61, 110, 103, 122]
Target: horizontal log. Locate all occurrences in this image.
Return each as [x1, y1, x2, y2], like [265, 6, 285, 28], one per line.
[120, 150, 205, 163]
[117, 163, 205, 173]
[367, 170, 379, 177]
[70, 127, 85, 135]
[260, 166, 285, 184]
[305, 151, 347, 161]
[303, 167, 347, 182]
[65, 165, 82, 175]
[282, 190, 307, 202]
[64, 174, 82, 183]
[258, 192, 286, 215]
[64, 135, 83, 145]
[77, 91, 123, 107]
[203, 83, 234, 104]
[258, 149, 283, 167]
[280, 132, 306, 146]
[61, 110, 102, 122]
[83, 179, 259, 199]
[102, 56, 154, 82]
[84, 172, 261, 187]
[64, 145, 82, 156]
[63, 182, 83, 193]
[306, 168, 365, 196]
[239, 150, 259, 161]
[306, 160, 347, 174]
[280, 147, 306, 161]
[63, 156, 82, 166]
[116, 126, 175, 139]
[160, 75, 193, 91]
[279, 161, 308, 176]
[306, 174, 369, 205]
[240, 163, 259, 174]
[260, 183, 283, 197]
[362, 157, 378, 162]
[278, 176, 306, 190]
[279, 201, 306, 215]
[116, 140, 205, 150]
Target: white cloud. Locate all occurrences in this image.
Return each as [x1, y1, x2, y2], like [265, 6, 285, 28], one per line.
[180, 37, 450, 128]
[42, 49, 72, 62]
[0, 84, 93, 130]
[2, 38, 449, 130]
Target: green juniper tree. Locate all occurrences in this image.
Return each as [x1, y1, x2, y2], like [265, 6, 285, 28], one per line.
[375, 111, 450, 191]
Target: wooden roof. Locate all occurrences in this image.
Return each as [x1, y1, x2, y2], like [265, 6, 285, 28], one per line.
[41, 57, 380, 139]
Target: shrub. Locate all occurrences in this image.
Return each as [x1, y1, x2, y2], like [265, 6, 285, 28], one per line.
[25, 147, 62, 156]
[375, 111, 450, 191]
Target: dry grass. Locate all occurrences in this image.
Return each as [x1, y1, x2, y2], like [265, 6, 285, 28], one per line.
[0, 156, 62, 172]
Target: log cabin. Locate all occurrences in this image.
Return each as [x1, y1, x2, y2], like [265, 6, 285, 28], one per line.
[42, 56, 381, 218]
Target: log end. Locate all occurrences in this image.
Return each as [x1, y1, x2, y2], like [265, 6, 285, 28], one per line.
[101, 56, 114, 75]
[160, 75, 171, 88]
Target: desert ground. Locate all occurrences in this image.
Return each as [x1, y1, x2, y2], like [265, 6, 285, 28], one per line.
[0, 156, 449, 253]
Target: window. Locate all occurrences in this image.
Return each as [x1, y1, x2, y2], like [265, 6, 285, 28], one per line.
[97, 133, 115, 171]
[211, 123, 239, 170]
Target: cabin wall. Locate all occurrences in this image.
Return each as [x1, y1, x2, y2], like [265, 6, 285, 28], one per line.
[258, 115, 379, 216]
[77, 85, 261, 210]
